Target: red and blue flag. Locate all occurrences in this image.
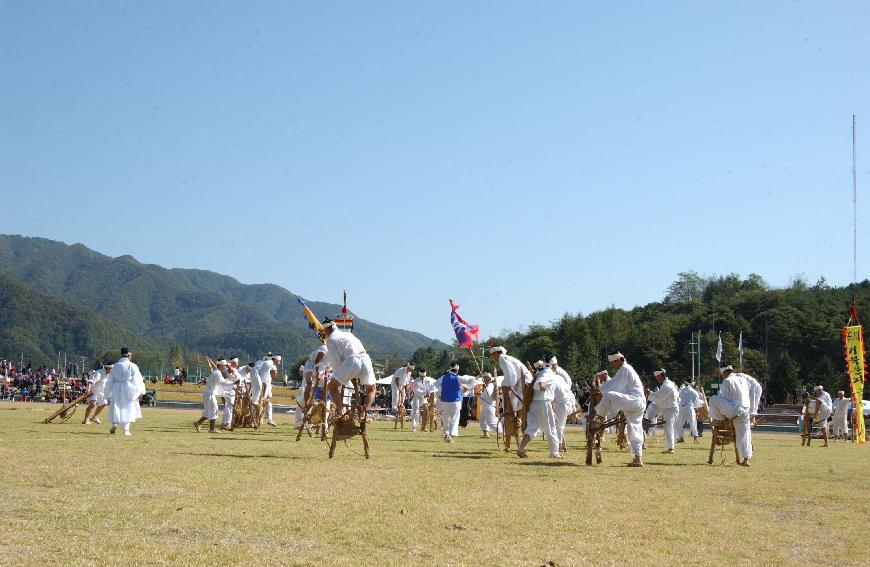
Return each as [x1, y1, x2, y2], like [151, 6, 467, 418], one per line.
[449, 299, 479, 349]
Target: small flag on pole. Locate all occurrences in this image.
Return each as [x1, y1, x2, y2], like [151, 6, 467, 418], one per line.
[738, 331, 744, 369]
[296, 297, 323, 336]
[449, 299, 479, 349]
[715, 332, 723, 363]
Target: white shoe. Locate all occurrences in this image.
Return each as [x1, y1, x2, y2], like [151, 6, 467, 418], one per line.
[93, 418, 101, 424]
[123, 431, 131, 436]
[82, 419, 91, 425]
[110, 425, 117, 434]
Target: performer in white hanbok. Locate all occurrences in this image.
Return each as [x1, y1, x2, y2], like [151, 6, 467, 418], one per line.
[593, 353, 646, 467]
[489, 346, 531, 451]
[517, 361, 561, 458]
[103, 347, 146, 436]
[82, 362, 113, 425]
[297, 344, 330, 433]
[708, 365, 760, 466]
[478, 372, 502, 438]
[252, 354, 281, 427]
[321, 319, 377, 413]
[677, 382, 702, 442]
[390, 364, 414, 413]
[194, 359, 235, 433]
[221, 357, 244, 430]
[647, 369, 680, 453]
[549, 357, 576, 453]
[832, 390, 851, 440]
[812, 385, 833, 447]
[410, 369, 435, 432]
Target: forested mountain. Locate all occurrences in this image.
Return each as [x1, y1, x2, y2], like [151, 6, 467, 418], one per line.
[410, 272, 870, 402]
[0, 234, 443, 365]
[0, 272, 153, 363]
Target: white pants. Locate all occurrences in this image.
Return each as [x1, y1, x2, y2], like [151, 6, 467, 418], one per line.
[411, 396, 426, 429]
[201, 392, 219, 420]
[678, 405, 698, 438]
[251, 379, 272, 404]
[295, 404, 305, 428]
[333, 354, 375, 387]
[223, 395, 234, 427]
[815, 410, 832, 431]
[479, 401, 502, 433]
[552, 398, 575, 446]
[525, 399, 560, 456]
[644, 403, 658, 435]
[391, 382, 399, 412]
[595, 392, 645, 457]
[440, 400, 461, 437]
[660, 406, 679, 450]
[833, 411, 850, 436]
[708, 395, 752, 460]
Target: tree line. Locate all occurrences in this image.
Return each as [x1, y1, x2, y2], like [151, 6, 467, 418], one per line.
[409, 272, 870, 401]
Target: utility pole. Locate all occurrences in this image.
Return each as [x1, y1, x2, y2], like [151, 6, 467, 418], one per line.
[689, 331, 700, 381]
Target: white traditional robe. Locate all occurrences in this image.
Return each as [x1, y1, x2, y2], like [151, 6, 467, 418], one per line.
[678, 385, 702, 438]
[390, 366, 412, 411]
[202, 369, 234, 420]
[327, 329, 375, 387]
[648, 378, 680, 450]
[252, 358, 276, 421]
[594, 362, 646, 457]
[498, 354, 530, 412]
[708, 372, 756, 461]
[551, 366, 576, 448]
[524, 368, 560, 457]
[410, 376, 435, 430]
[104, 357, 146, 426]
[813, 390, 833, 429]
[832, 397, 850, 436]
[86, 368, 110, 406]
[478, 382, 502, 434]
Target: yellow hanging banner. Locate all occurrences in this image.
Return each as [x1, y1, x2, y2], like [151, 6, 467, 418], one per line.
[843, 325, 866, 443]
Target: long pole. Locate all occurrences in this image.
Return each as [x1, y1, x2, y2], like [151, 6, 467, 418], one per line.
[853, 114, 858, 284]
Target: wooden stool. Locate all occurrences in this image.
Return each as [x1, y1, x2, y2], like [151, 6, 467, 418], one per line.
[708, 418, 740, 464]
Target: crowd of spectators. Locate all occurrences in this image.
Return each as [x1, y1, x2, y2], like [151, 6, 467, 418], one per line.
[0, 359, 87, 402]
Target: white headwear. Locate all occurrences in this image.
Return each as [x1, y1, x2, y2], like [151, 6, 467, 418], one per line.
[490, 346, 506, 355]
[549, 356, 558, 365]
[534, 360, 546, 369]
[596, 370, 609, 377]
[653, 369, 666, 377]
[272, 355, 282, 363]
[814, 385, 823, 391]
[607, 352, 624, 362]
[719, 365, 733, 375]
[216, 359, 228, 366]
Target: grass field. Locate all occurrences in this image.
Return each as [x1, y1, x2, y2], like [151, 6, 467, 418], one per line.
[0, 401, 865, 567]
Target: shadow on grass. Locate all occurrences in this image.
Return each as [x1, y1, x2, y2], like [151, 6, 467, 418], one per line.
[401, 449, 495, 456]
[171, 452, 302, 460]
[513, 460, 581, 467]
[428, 453, 492, 460]
[643, 462, 711, 467]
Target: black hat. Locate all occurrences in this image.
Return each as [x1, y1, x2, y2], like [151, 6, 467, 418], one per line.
[121, 347, 131, 357]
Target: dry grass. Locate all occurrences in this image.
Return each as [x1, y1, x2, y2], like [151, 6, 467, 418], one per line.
[148, 382, 298, 404]
[0, 401, 864, 567]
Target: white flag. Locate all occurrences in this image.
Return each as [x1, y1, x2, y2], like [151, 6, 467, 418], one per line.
[715, 332, 723, 363]
[738, 331, 744, 366]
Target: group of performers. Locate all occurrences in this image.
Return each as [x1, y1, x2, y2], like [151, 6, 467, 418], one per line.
[76, 325, 856, 468]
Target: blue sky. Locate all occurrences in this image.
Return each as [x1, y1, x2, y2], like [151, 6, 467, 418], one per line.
[2, 1, 869, 342]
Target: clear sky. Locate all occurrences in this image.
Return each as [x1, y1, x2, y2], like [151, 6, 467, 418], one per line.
[2, 1, 869, 343]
